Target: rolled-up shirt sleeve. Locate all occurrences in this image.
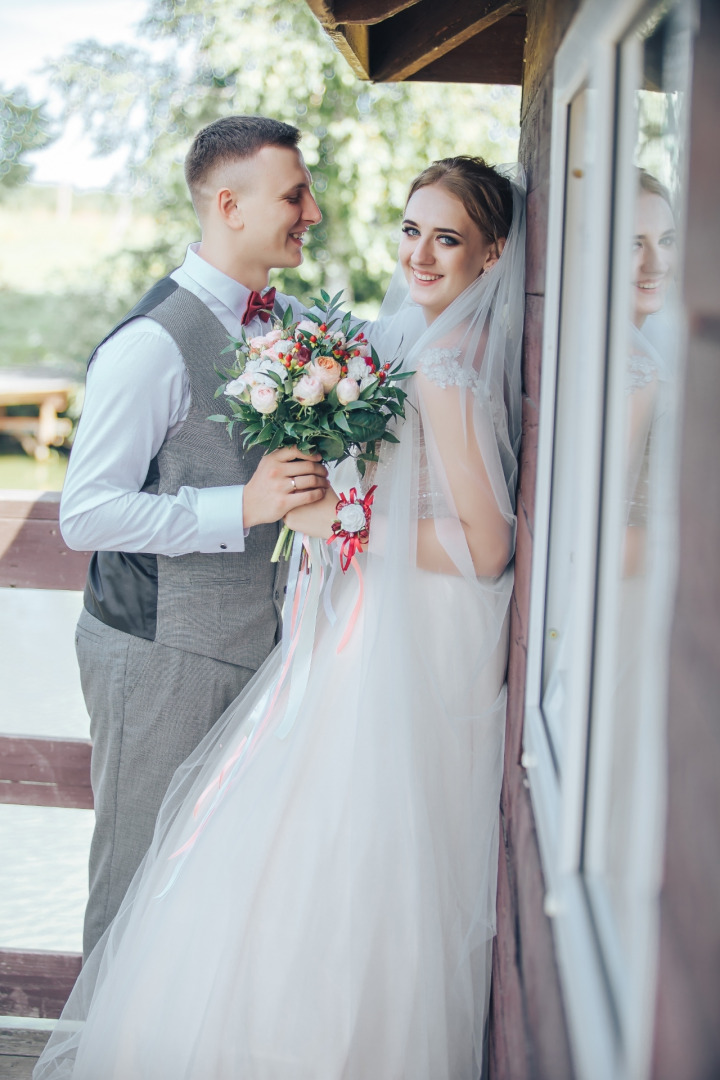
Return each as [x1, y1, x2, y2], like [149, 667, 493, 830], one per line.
[60, 318, 247, 555]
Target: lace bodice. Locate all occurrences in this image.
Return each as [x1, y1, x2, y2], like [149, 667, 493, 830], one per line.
[416, 347, 483, 396]
[626, 348, 658, 394]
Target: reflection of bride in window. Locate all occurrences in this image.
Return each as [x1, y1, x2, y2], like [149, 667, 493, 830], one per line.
[624, 169, 678, 576]
[605, 170, 678, 920]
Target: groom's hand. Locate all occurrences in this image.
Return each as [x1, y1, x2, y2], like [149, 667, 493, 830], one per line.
[243, 446, 329, 529]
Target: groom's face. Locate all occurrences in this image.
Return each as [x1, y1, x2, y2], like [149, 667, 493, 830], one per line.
[233, 146, 322, 277]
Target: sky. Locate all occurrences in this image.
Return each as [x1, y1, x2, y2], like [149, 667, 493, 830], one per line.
[1, 0, 148, 187]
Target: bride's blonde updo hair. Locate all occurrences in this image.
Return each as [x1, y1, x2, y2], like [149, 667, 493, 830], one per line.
[407, 156, 514, 249]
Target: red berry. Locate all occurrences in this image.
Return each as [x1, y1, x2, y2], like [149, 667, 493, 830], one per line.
[310, 336, 317, 344]
[319, 324, 327, 332]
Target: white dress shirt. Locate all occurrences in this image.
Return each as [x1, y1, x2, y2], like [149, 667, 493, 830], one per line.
[60, 243, 306, 556]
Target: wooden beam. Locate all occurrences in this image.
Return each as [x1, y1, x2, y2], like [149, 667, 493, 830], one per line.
[0, 949, 82, 1019]
[305, 1, 372, 78]
[406, 13, 525, 85]
[0, 735, 93, 810]
[0, 490, 90, 590]
[332, 0, 422, 24]
[370, 0, 526, 81]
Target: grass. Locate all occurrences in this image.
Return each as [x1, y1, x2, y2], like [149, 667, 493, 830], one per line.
[0, 439, 68, 491]
[0, 184, 159, 294]
[0, 181, 163, 376]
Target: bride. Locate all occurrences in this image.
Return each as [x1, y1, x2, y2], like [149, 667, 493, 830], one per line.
[35, 156, 525, 1080]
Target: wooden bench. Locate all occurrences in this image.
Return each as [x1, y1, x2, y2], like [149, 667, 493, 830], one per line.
[0, 374, 77, 461]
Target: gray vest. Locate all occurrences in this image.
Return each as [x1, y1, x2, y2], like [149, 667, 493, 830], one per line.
[84, 282, 287, 670]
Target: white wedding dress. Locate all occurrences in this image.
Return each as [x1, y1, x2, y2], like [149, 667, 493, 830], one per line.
[35, 169, 525, 1080]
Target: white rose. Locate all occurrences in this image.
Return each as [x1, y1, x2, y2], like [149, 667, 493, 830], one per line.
[359, 373, 378, 391]
[250, 385, 279, 415]
[336, 377, 360, 405]
[254, 359, 287, 387]
[293, 374, 324, 406]
[337, 502, 367, 533]
[346, 356, 369, 380]
[224, 376, 247, 397]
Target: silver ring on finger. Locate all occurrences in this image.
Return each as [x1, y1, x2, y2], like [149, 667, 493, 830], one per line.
[289, 476, 297, 492]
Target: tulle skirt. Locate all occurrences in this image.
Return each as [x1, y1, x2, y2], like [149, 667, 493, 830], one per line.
[35, 559, 508, 1080]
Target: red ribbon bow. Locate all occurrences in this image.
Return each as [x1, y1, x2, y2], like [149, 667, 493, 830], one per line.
[241, 287, 276, 326]
[328, 486, 377, 572]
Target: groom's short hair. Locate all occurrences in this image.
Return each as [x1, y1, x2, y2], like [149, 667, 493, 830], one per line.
[185, 115, 301, 207]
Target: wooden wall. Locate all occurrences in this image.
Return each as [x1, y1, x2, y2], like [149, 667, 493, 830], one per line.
[650, 1, 720, 1075]
[488, 0, 578, 1075]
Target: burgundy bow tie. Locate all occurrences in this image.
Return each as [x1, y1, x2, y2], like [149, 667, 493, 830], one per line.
[242, 287, 276, 326]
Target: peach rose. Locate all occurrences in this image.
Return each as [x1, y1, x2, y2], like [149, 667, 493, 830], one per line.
[308, 355, 342, 391]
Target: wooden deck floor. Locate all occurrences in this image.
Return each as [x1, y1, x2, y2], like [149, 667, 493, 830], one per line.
[0, 1023, 53, 1078]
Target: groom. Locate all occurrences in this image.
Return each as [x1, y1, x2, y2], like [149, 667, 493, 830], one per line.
[61, 115, 329, 957]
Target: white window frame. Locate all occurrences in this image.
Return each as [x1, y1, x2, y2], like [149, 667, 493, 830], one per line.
[522, 1, 689, 1077]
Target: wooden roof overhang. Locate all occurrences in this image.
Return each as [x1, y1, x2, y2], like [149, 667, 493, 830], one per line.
[304, 0, 526, 85]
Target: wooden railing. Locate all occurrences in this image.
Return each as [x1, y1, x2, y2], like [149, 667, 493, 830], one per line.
[0, 490, 91, 1018]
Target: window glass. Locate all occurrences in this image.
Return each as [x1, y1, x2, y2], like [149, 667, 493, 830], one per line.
[540, 87, 591, 775]
[583, 0, 692, 1010]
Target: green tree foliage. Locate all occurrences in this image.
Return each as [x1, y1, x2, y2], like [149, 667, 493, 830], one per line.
[50, 0, 520, 310]
[0, 85, 54, 194]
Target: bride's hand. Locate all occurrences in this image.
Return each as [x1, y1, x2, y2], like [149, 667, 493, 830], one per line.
[284, 488, 339, 539]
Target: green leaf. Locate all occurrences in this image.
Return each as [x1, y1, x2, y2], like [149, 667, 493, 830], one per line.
[316, 434, 345, 460]
[334, 411, 352, 434]
[267, 427, 286, 453]
[255, 424, 276, 445]
[208, 414, 228, 423]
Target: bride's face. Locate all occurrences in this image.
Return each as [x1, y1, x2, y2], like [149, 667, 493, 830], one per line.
[631, 190, 677, 328]
[400, 183, 500, 323]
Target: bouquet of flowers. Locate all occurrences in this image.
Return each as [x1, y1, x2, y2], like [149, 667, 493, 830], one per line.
[211, 290, 412, 561]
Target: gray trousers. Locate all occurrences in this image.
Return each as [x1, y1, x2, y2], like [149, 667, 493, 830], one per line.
[75, 608, 254, 958]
